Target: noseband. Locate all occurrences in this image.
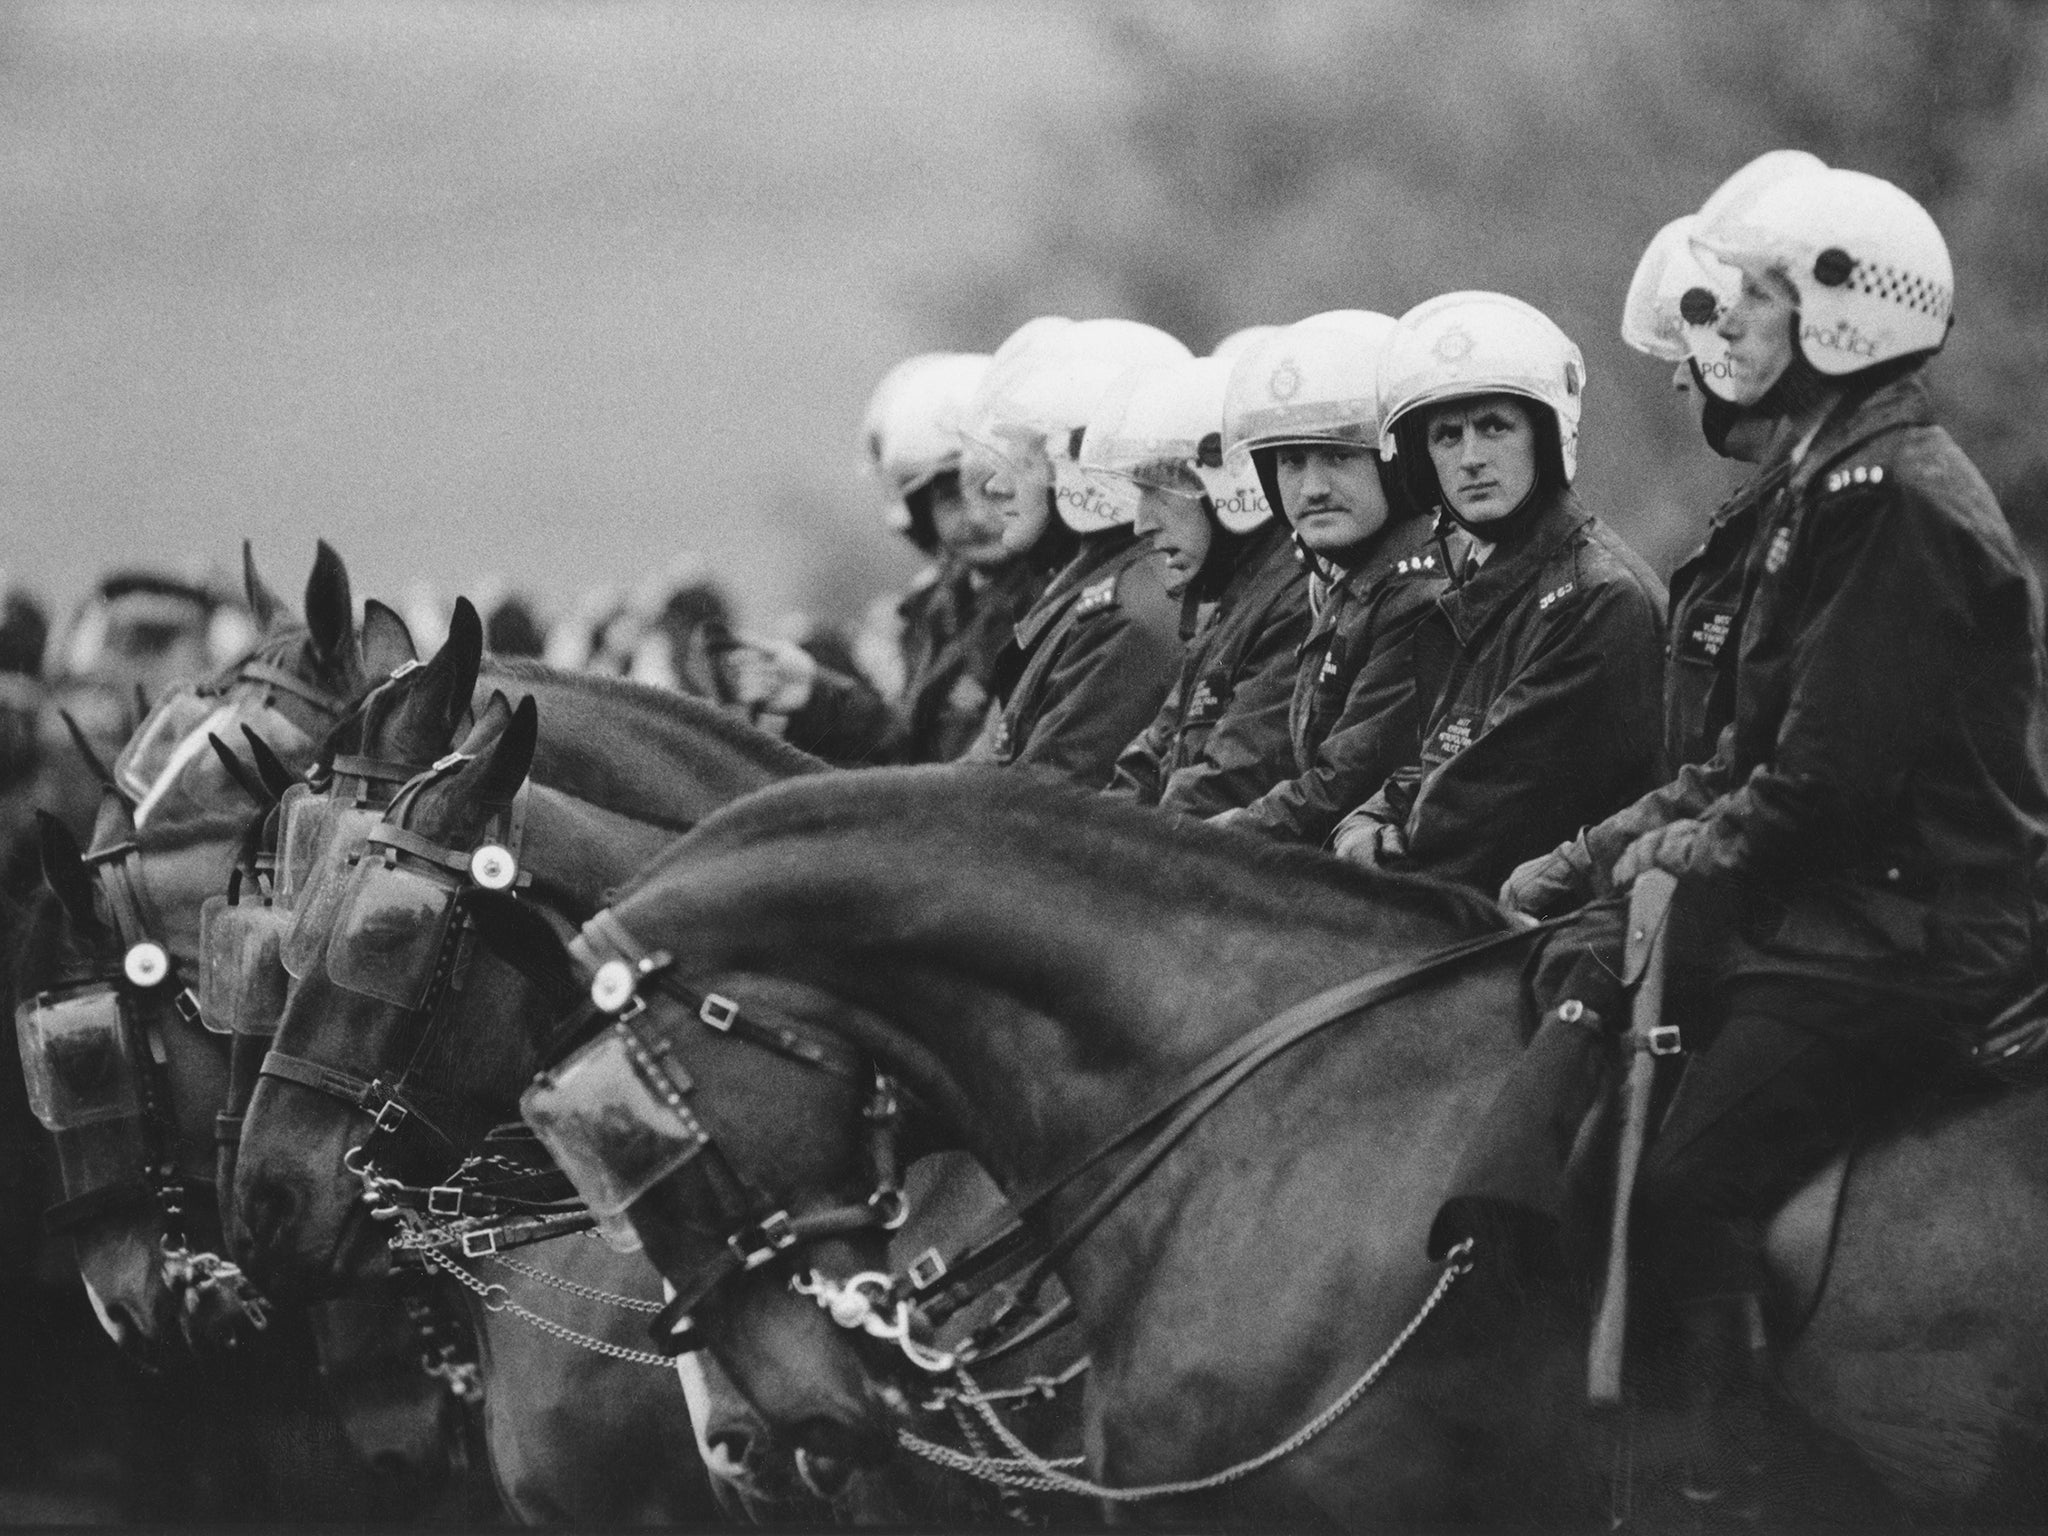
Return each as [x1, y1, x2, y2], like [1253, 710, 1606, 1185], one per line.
[530, 908, 911, 1354]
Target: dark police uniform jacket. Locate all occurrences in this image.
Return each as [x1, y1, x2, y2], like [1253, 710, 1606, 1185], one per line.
[1572, 459, 1793, 877]
[1338, 490, 1668, 896]
[967, 530, 1183, 789]
[783, 557, 1043, 767]
[1230, 516, 1446, 846]
[894, 557, 1041, 764]
[1104, 522, 1312, 817]
[1613, 375, 2048, 1010]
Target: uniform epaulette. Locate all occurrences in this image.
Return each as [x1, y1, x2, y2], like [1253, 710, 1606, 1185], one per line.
[1074, 576, 1120, 617]
[1390, 551, 1442, 578]
[1821, 462, 1887, 496]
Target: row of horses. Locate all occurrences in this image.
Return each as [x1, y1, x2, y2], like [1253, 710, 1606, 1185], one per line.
[15, 541, 2048, 1528]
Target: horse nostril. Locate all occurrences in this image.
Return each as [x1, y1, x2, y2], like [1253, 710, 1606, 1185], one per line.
[705, 1429, 754, 1475]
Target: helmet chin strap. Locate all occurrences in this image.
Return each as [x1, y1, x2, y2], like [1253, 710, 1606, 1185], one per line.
[1438, 475, 1545, 548]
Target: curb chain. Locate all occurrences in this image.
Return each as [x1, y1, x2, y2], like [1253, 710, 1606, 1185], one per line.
[897, 1241, 1473, 1501]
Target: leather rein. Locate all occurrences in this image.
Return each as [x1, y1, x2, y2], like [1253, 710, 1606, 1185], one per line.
[566, 904, 1573, 1363]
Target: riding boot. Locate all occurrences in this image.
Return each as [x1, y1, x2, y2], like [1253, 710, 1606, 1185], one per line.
[1673, 1290, 1774, 1516]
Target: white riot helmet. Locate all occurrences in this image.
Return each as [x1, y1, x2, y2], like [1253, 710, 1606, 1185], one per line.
[1378, 292, 1585, 484]
[1620, 151, 1830, 403]
[1075, 357, 1239, 534]
[861, 353, 992, 543]
[961, 321, 1192, 536]
[1621, 216, 1743, 387]
[1219, 311, 1399, 530]
[1209, 325, 1281, 368]
[1691, 166, 1952, 376]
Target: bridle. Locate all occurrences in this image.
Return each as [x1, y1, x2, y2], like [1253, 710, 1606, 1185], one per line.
[539, 905, 1579, 1374]
[257, 750, 531, 1173]
[39, 655, 361, 1329]
[528, 908, 912, 1354]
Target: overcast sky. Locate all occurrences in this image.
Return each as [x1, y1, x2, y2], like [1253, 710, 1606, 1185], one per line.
[2, 1, 1114, 631]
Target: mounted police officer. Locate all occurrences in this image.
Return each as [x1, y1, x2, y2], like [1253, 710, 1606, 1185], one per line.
[1097, 355, 1313, 816]
[713, 351, 1024, 766]
[960, 319, 1188, 787]
[1521, 164, 2048, 1503]
[1207, 312, 1448, 846]
[1331, 294, 1666, 895]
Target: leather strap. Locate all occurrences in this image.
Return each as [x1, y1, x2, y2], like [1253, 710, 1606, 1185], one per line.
[44, 1179, 153, 1234]
[977, 915, 1574, 1328]
[239, 661, 346, 717]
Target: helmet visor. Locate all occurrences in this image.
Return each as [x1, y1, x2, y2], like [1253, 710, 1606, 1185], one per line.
[16, 986, 144, 1131]
[198, 895, 291, 1038]
[521, 1024, 710, 1251]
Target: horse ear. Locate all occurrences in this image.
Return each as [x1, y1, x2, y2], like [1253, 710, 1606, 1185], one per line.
[470, 695, 537, 806]
[465, 889, 581, 1003]
[35, 812, 100, 936]
[240, 726, 299, 802]
[359, 599, 417, 680]
[304, 540, 354, 666]
[454, 691, 513, 755]
[243, 542, 294, 633]
[407, 598, 483, 742]
[438, 598, 484, 732]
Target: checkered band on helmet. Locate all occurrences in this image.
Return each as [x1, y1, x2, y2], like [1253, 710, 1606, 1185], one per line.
[1691, 167, 1953, 376]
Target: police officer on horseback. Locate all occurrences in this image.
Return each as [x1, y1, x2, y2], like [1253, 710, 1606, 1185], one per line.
[1511, 164, 2048, 1503]
[1331, 294, 1667, 895]
[960, 319, 1188, 787]
[857, 351, 1042, 763]
[1207, 312, 1448, 846]
[1096, 355, 1313, 816]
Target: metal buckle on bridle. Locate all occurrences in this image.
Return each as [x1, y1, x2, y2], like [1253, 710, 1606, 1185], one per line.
[460, 1227, 500, 1259]
[730, 1209, 796, 1270]
[699, 993, 739, 1033]
[907, 1247, 948, 1291]
[428, 1185, 464, 1217]
[369, 1091, 410, 1135]
[1646, 1023, 1683, 1057]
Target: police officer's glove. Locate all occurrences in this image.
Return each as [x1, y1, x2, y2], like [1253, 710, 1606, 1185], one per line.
[1610, 818, 1704, 889]
[1334, 818, 1406, 868]
[1498, 834, 1597, 919]
[716, 637, 818, 722]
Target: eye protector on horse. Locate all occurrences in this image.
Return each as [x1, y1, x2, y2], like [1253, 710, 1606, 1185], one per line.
[114, 661, 343, 818]
[258, 758, 530, 1154]
[521, 909, 903, 1347]
[14, 983, 149, 1133]
[198, 895, 291, 1038]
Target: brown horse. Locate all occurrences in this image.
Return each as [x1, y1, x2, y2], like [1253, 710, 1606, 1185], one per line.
[223, 612, 821, 1524]
[7, 544, 496, 1520]
[236, 685, 1099, 1524]
[485, 767, 2048, 1528]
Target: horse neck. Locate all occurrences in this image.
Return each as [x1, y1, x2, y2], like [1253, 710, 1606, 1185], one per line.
[634, 801, 1493, 1191]
[483, 663, 823, 831]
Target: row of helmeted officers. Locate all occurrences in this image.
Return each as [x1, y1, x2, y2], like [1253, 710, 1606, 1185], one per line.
[749, 148, 2048, 1505]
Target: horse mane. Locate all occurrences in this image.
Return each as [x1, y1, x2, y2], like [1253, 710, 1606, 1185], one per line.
[681, 767, 1510, 941]
[482, 656, 828, 801]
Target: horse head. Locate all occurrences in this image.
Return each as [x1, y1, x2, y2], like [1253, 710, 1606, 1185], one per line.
[483, 882, 932, 1472]
[16, 542, 414, 1360]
